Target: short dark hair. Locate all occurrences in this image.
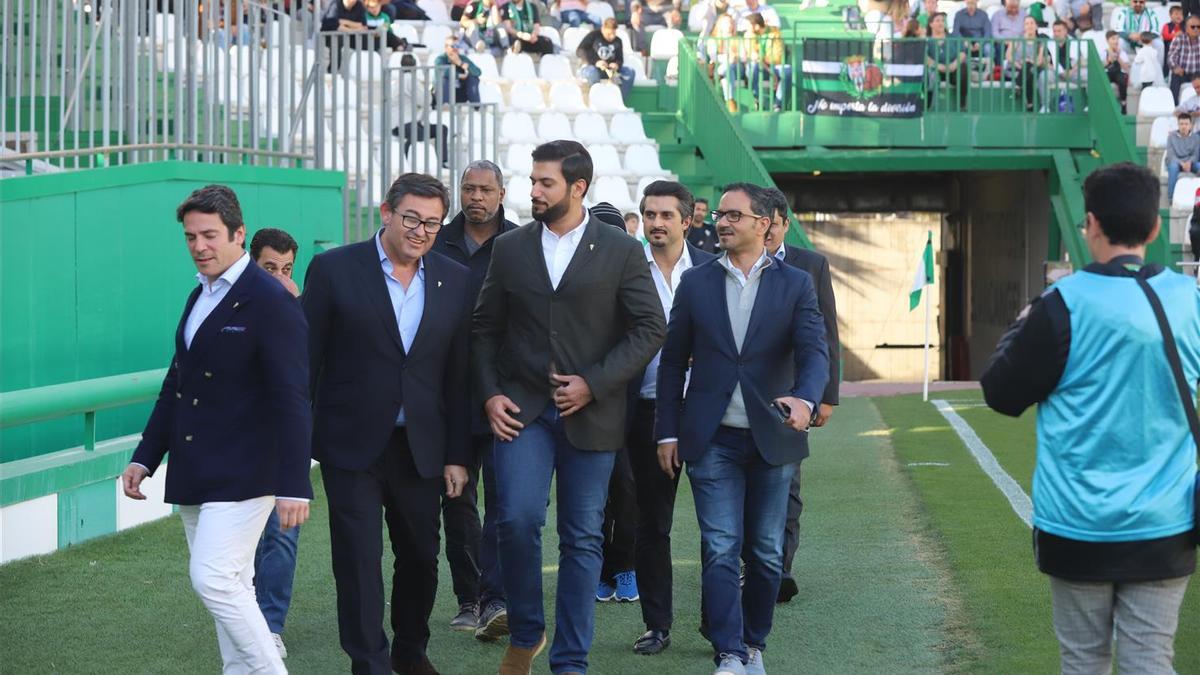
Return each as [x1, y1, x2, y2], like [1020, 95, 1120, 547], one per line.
[1105, 29, 1119, 39]
[1180, 111, 1193, 122]
[1082, 162, 1159, 247]
[531, 140, 594, 196]
[695, 197, 709, 207]
[176, 184, 245, 240]
[639, 180, 695, 221]
[384, 173, 450, 218]
[931, 11, 947, 23]
[1052, 19, 1069, 29]
[250, 228, 299, 261]
[721, 182, 772, 219]
[763, 187, 790, 222]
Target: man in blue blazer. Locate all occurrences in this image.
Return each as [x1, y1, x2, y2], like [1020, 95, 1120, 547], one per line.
[303, 173, 471, 675]
[655, 182, 828, 675]
[122, 185, 312, 675]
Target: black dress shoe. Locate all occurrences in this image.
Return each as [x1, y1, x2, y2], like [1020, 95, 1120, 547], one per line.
[633, 629, 672, 655]
[393, 654, 439, 675]
[777, 576, 799, 604]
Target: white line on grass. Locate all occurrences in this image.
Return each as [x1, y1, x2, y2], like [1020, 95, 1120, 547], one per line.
[931, 399, 1033, 528]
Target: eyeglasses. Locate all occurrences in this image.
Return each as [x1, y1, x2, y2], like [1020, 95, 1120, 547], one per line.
[393, 212, 444, 233]
[1188, 23, 1200, 29]
[712, 210, 766, 224]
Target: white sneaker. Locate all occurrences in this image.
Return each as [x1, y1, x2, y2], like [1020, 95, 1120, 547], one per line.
[746, 647, 766, 675]
[715, 654, 746, 675]
[272, 633, 288, 659]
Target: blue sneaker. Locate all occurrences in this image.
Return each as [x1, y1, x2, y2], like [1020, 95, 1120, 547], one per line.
[596, 579, 616, 602]
[714, 654, 746, 675]
[615, 570, 640, 602]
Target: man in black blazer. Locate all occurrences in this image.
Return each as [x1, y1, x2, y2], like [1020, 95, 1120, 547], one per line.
[121, 185, 311, 675]
[303, 173, 471, 675]
[472, 140, 666, 675]
[656, 182, 828, 675]
[763, 188, 841, 605]
[430, 159, 519, 639]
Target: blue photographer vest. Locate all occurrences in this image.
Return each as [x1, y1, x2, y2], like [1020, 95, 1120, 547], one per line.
[1034, 268, 1200, 542]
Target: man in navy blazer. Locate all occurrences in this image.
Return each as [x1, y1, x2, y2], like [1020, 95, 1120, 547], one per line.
[655, 182, 828, 675]
[122, 185, 311, 675]
[303, 173, 471, 675]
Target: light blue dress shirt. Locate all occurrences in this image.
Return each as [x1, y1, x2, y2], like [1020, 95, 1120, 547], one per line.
[375, 231, 426, 426]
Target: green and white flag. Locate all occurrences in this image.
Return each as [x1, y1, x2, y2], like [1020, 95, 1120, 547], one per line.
[909, 232, 934, 311]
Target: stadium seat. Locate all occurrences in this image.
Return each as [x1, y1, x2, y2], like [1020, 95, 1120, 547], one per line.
[501, 53, 539, 81]
[572, 112, 610, 143]
[586, 1, 616, 21]
[406, 141, 444, 176]
[508, 81, 547, 111]
[501, 112, 540, 143]
[542, 27, 563, 49]
[422, 24, 454, 49]
[348, 50, 384, 81]
[589, 144, 627, 176]
[392, 22, 422, 45]
[539, 54, 575, 81]
[609, 112, 649, 143]
[504, 143, 536, 175]
[480, 81, 505, 105]
[624, 144, 669, 176]
[1172, 176, 1200, 209]
[549, 81, 589, 113]
[418, 0, 453, 22]
[1137, 86, 1175, 118]
[649, 28, 685, 61]
[471, 52, 501, 81]
[1149, 115, 1178, 148]
[588, 82, 629, 112]
[505, 174, 533, 213]
[634, 175, 663, 200]
[625, 53, 655, 88]
[592, 175, 637, 212]
[537, 112, 577, 141]
[562, 26, 590, 56]
[1182, 85, 1198, 108]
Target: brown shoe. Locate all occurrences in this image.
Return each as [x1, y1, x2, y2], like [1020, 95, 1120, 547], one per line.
[726, 99, 738, 114]
[498, 632, 547, 675]
[394, 654, 439, 675]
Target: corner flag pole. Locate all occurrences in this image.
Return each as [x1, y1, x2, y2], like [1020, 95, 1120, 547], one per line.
[922, 265, 931, 402]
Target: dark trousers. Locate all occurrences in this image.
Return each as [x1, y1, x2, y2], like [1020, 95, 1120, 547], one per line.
[513, 35, 555, 55]
[781, 463, 803, 581]
[1107, 61, 1128, 112]
[322, 429, 443, 675]
[1190, 225, 1200, 262]
[600, 446, 638, 582]
[628, 399, 682, 631]
[1015, 64, 1039, 111]
[441, 432, 505, 606]
[1171, 71, 1200, 105]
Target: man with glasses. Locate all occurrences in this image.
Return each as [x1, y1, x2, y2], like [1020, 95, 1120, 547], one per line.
[1114, 0, 1161, 58]
[656, 182, 828, 675]
[303, 173, 473, 675]
[1168, 16, 1200, 102]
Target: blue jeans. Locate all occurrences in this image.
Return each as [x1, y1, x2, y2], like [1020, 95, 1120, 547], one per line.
[494, 403, 616, 674]
[580, 65, 634, 100]
[1168, 157, 1198, 202]
[560, 9, 601, 27]
[687, 426, 794, 664]
[440, 72, 481, 104]
[254, 508, 300, 634]
[748, 63, 793, 110]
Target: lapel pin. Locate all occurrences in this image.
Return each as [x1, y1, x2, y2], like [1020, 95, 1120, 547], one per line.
[437, 280, 442, 287]
[233, 302, 239, 308]
[589, 243, 595, 251]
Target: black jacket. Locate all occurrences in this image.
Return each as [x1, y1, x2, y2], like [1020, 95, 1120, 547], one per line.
[576, 30, 625, 67]
[778, 244, 841, 405]
[687, 222, 719, 253]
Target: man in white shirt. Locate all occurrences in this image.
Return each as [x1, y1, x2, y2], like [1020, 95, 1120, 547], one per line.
[122, 185, 312, 675]
[736, 0, 780, 31]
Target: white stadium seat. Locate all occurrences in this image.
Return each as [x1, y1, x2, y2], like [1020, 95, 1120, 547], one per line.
[418, 0, 452, 22]
[504, 143, 536, 175]
[542, 27, 563, 49]
[649, 28, 684, 61]
[505, 175, 533, 213]
[1138, 86, 1175, 119]
[1172, 176, 1200, 209]
[406, 141, 443, 175]
[422, 24, 454, 49]
[1182, 85, 1198, 107]
[1149, 116, 1178, 149]
[635, 175, 663, 200]
[392, 22, 422, 44]
[625, 53, 655, 88]
[501, 53, 539, 81]
[624, 144, 669, 176]
[508, 81, 547, 111]
[688, 1, 710, 31]
[588, 82, 629, 112]
[592, 175, 637, 212]
[572, 112, 610, 143]
[589, 144, 627, 176]
[586, 1, 616, 21]
[471, 52, 501, 81]
[500, 112, 540, 143]
[538, 54, 575, 81]
[610, 112, 650, 143]
[479, 81, 505, 105]
[549, 81, 589, 113]
[537, 112, 576, 141]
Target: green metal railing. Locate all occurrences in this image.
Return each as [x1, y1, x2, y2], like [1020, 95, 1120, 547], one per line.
[0, 369, 166, 452]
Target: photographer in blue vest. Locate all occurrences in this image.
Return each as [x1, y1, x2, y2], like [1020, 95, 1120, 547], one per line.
[981, 162, 1199, 674]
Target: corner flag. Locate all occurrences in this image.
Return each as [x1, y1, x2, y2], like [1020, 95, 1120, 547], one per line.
[909, 232, 934, 311]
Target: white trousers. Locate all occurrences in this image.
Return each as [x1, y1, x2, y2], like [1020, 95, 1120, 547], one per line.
[179, 496, 287, 675]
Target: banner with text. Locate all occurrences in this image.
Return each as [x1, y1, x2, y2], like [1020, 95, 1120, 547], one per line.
[801, 38, 925, 118]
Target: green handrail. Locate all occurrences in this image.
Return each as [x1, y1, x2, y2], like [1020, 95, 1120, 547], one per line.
[0, 369, 167, 451]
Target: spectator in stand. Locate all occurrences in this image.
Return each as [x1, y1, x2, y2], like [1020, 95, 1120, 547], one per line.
[992, 0, 1026, 39]
[502, 0, 555, 54]
[452, 0, 473, 21]
[744, 13, 791, 111]
[735, 0, 780, 32]
[1102, 30, 1131, 114]
[913, 0, 939, 30]
[688, 197, 719, 253]
[1007, 15, 1049, 112]
[578, 18, 636, 100]
[1060, 0, 1102, 33]
[1162, 4, 1184, 77]
[322, 0, 367, 32]
[927, 13, 970, 110]
[1114, 0, 1161, 56]
[630, 0, 682, 54]
[624, 212, 645, 240]
[363, 0, 404, 49]
[461, 0, 510, 54]
[697, 0, 732, 63]
[436, 36, 482, 104]
[1166, 112, 1200, 201]
[558, 0, 601, 27]
[712, 12, 746, 113]
[1047, 20, 1082, 94]
[954, 0, 992, 59]
[1168, 14, 1200, 103]
[1175, 75, 1200, 117]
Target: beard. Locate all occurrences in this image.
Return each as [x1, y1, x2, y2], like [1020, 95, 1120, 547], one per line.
[532, 193, 571, 224]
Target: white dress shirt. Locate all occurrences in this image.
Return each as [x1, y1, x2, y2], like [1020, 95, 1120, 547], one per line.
[376, 231, 426, 426]
[541, 211, 588, 290]
[640, 242, 693, 399]
[184, 252, 252, 349]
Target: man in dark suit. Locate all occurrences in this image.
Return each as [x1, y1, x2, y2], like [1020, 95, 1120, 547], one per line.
[762, 188, 841, 605]
[121, 185, 311, 675]
[656, 182, 828, 675]
[430, 160, 519, 639]
[626, 180, 718, 656]
[472, 140, 666, 675]
[303, 173, 471, 675]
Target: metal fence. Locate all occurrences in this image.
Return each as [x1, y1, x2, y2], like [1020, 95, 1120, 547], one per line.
[1, 0, 498, 241]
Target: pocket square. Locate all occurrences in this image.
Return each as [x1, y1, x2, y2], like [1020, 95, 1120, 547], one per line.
[221, 326, 247, 333]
